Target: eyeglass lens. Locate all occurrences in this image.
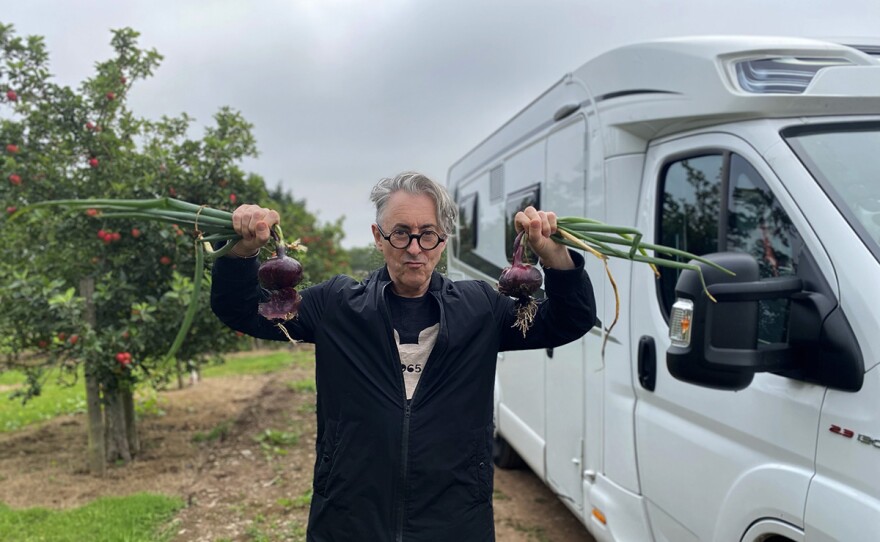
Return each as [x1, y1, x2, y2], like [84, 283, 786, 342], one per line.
[389, 230, 440, 250]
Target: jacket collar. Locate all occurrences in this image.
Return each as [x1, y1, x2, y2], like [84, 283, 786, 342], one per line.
[369, 266, 445, 294]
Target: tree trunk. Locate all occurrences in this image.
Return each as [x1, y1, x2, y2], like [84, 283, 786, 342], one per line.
[84, 367, 105, 476]
[122, 386, 140, 456]
[104, 387, 132, 464]
[176, 358, 185, 390]
[80, 278, 105, 477]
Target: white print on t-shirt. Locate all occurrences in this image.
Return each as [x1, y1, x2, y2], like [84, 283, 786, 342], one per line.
[394, 323, 439, 400]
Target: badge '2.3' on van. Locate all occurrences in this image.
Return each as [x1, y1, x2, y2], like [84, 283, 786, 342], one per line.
[447, 36, 880, 542]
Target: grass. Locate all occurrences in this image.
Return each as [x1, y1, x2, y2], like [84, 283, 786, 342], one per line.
[0, 348, 316, 539]
[244, 516, 308, 541]
[0, 348, 316, 433]
[254, 428, 300, 447]
[287, 377, 316, 393]
[200, 348, 314, 378]
[276, 488, 313, 509]
[507, 519, 552, 542]
[0, 493, 183, 542]
[0, 371, 25, 386]
[0, 370, 86, 433]
[493, 489, 510, 501]
[254, 427, 301, 457]
[192, 419, 233, 443]
[296, 402, 317, 414]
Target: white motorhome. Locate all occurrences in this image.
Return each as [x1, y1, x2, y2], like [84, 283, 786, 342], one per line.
[447, 36, 880, 542]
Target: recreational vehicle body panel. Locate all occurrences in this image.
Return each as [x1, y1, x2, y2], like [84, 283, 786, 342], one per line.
[447, 36, 880, 542]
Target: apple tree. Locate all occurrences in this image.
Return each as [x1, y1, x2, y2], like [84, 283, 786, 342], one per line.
[0, 23, 347, 471]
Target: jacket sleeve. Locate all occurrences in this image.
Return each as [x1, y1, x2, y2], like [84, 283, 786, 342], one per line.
[210, 254, 326, 343]
[496, 250, 597, 352]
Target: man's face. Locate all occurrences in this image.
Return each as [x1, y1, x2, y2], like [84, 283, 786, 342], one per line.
[372, 191, 447, 298]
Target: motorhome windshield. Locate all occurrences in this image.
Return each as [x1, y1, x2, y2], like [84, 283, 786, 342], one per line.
[784, 123, 880, 260]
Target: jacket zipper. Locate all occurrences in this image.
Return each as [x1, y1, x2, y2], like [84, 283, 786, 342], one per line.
[396, 401, 412, 542]
[380, 283, 412, 542]
[385, 284, 449, 542]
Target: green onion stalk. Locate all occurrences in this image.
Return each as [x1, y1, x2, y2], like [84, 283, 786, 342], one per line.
[14, 197, 305, 359]
[549, 216, 734, 356]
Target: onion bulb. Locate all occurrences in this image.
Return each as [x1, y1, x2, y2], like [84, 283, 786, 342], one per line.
[498, 231, 542, 337]
[258, 244, 303, 291]
[257, 242, 304, 323]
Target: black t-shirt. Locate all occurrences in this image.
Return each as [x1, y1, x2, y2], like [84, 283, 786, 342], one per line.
[387, 291, 439, 344]
[387, 291, 440, 399]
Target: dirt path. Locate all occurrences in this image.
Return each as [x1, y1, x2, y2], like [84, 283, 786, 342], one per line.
[0, 350, 595, 541]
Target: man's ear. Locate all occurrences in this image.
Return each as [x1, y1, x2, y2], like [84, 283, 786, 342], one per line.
[371, 224, 383, 250]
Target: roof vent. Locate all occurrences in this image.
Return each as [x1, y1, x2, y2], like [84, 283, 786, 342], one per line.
[734, 56, 853, 94]
[843, 43, 880, 58]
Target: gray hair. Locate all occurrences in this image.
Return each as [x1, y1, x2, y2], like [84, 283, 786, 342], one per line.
[370, 171, 457, 236]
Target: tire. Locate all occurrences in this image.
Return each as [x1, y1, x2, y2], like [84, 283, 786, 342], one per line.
[493, 433, 525, 469]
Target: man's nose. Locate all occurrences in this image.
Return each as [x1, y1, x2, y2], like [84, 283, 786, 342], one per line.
[406, 238, 423, 255]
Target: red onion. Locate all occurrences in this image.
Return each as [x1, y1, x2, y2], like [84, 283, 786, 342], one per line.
[258, 287, 302, 321]
[498, 231, 543, 337]
[258, 244, 303, 290]
[498, 232, 543, 299]
[257, 242, 304, 324]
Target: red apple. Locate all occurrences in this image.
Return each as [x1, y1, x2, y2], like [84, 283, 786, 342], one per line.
[86, 208, 99, 217]
[6, 144, 18, 153]
[88, 157, 99, 168]
[68, 334, 80, 345]
[106, 91, 116, 101]
[111, 232, 121, 242]
[160, 256, 172, 265]
[131, 228, 141, 238]
[6, 206, 16, 214]
[229, 193, 237, 204]
[6, 89, 17, 102]
[8, 174, 21, 185]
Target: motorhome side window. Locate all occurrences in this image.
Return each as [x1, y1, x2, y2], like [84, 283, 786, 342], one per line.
[505, 184, 540, 260]
[456, 192, 478, 258]
[658, 154, 722, 311]
[658, 153, 801, 343]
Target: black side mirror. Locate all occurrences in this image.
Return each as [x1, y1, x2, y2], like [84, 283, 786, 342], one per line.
[667, 251, 864, 392]
[668, 252, 800, 390]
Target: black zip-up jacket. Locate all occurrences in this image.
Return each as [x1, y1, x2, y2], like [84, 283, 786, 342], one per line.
[210, 252, 596, 542]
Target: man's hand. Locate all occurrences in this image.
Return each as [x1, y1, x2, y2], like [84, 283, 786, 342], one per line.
[514, 206, 574, 270]
[228, 204, 281, 258]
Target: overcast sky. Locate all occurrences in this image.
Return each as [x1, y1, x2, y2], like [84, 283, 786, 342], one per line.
[6, 1, 880, 247]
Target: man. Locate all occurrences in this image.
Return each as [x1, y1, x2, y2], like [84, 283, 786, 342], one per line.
[211, 172, 596, 541]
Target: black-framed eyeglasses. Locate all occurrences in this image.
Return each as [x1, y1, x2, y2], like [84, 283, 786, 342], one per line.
[376, 224, 446, 250]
